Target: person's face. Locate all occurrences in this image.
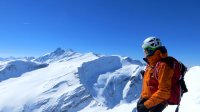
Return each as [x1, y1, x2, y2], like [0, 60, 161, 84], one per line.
[143, 47, 156, 57]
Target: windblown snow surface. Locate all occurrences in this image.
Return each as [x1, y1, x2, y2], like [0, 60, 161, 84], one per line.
[0, 48, 199, 112]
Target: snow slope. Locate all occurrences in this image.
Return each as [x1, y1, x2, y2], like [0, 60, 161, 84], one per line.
[0, 60, 48, 82]
[0, 48, 143, 112]
[0, 48, 199, 112]
[0, 52, 98, 112]
[178, 66, 200, 112]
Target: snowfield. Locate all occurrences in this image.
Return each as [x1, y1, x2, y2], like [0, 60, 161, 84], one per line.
[0, 60, 48, 81]
[0, 48, 199, 112]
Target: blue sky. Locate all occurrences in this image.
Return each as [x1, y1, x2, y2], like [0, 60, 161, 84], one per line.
[0, 0, 199, 66]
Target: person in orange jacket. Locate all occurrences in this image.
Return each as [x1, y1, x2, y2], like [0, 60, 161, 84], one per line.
[137, 37, 174, 112]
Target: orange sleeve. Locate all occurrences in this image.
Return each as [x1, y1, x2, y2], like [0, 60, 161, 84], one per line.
[141, 67, 151, 99]
[144, 63, 174, 109]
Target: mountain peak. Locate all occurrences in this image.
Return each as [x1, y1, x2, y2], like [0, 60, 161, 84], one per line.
[52, 48, 65, 56]
[65, 48, 74, 52]
[34, 48, 76, 63]
[53, 48, 74, 55]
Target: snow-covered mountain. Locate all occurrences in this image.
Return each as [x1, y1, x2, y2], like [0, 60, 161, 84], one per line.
[34, 48, 79, 63]
[0, 48, 199, 112]
[0, 60, 48, 81]
[0, 57, 35, 61]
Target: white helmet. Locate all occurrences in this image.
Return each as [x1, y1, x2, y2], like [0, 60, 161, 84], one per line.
[142, 37, 162, 49]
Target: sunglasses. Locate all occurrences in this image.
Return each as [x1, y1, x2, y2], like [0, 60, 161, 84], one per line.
[144, 47, 157, 57]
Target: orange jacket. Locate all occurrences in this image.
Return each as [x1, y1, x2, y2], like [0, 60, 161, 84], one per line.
[141, 50, 174, 109]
